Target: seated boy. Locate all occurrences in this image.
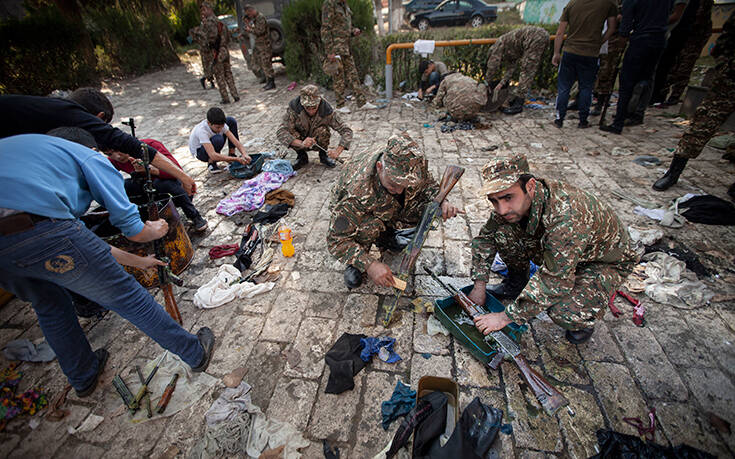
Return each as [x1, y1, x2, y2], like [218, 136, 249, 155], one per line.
[418, 60, 449, 100]
[188, 107, 251, 173]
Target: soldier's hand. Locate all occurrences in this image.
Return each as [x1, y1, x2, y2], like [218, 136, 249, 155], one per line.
[132, 158, 146, 173]
[302, 137, 316, 148]
[328, 148, 339, 159]
[467, 285, 486, 307]
[352, 27, 361, 36]
[552, 53, 561, 66]
[132, 255, 168, 270]
[440, 201, 463, 221]
[367, 261, 395, 288]
[473, 312, 512, 335]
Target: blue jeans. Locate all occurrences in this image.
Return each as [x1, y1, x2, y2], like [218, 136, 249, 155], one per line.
[0, 219, 203, 391]
[195, 116, 239, 162]
[555, 52, 599, 123]
[421, 71, 442, 96]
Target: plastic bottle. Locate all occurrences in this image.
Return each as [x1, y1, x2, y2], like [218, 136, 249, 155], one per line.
[278, 224, 295, 257]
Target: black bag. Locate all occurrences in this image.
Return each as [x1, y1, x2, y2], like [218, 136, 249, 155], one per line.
[229, 154, 265, 180]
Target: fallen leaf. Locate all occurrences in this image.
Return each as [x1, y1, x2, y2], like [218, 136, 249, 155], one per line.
[561, 145, 569, 152]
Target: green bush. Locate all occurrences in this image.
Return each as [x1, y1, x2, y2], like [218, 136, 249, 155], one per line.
[376, 23, 559, 94]
[282, 0, 376, 86]
[169, 0, 202, 45]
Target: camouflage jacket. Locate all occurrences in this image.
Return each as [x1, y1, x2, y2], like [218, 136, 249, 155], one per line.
[471, 179, 637, 322]
[327, 150, 439, 271]
[486, 26, 549, 85]
[276, 97, 353, 149]
[201, 15, 230, 63]
[434, 73, 488, 119]
[321, 0, 353, 56]
[712, 10, 735, 77]
[251, 12, 271, 49]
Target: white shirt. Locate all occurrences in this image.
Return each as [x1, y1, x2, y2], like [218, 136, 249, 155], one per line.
[188, 119, 229, 157]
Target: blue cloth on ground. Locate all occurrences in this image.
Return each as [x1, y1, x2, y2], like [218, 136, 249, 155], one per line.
[262, 159, 294, 175]
[360, 337, 401, 363]
[491, 253, 538, 278]
[381, 381, 416, 430]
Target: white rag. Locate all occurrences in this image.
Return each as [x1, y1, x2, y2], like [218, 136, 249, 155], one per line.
[193, 265, 275, 309]
[413, 39, 436, 55]
[641, 252, 715, 309]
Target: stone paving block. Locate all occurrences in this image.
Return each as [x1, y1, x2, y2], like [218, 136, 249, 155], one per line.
[458, 387, 514, 457]
[410, 353, 453, 389]
[415, 248, 446, 277]
[260, 290, 308, 342]
[656, 402, 731, 457]
[533, 321, 589, 385]
[206, 314, 264, 377]
[266, 376, 319, 431]
[645, 308, 717, 368]
[682, 308, 735, 373]
[612, 324, 688, 401]
[283, 317, 336, 379]
[53, 442, 107, 458]
[442, 216, 470, 241]
[681, 367, 735, 450]
[558, 386, 605, 459]
[308, 371, 365, 442]
[338, 293, 381, 334]
[577, 321, 623, 363]
[454, 343, 500, 388]
[0, 434, 20, 458]
[413, 314, 450, 356]
[352, 371, 404, 458]
[586, 361, 649, 432]
[8, 404, 89, 458]
[444, 239, 472, 278]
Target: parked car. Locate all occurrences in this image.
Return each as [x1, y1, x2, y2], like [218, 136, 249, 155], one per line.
[403, 0, 443, 15]
[409, 0, 497, 30]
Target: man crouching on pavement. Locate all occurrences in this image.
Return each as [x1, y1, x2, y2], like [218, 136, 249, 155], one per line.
[468, 155, 638, 344]
[327, 133, 461, 289]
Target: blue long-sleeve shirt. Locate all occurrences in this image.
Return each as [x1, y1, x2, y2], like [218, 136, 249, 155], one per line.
[0, 134, 144, 237]
[619, 0, 675, 39]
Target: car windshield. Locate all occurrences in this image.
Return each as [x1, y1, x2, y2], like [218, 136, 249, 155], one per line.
[435, 0, 453, 9]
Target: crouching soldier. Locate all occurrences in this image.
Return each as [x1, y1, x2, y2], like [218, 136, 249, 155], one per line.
[327, 133, 460, 289]
[433, 73, 489, 121]
[468, 155, 638, 344]
[277, 85, 353, 170]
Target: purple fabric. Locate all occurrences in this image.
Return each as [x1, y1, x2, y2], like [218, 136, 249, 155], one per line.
[216, 171, 294, 216]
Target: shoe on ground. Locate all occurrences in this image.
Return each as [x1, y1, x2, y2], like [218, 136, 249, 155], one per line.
[263, 78, 275, 91]
[501, 97, 524, 115]
[199, 77, 206, 90]
[600, 124, 622, 134]
[653, 156, 688, 191]
[344, 265, 363, 289]
[336, 106, 351, 114]
[624, 117, 643, 127]
[553, 119, 563, 128]
[565, 328, 594, 344]
[75, 348, 109, 397]
[319, 151, 336, 168]
[234, 96, 240, 102]
[578, 120, 590, 129]
[590, 101, 604, 116]
[192, 215, 208, 232]
[221, 99, 231, 104]
[209, 79, 216, 89]
[292, 151, 309, 171]
[729, 182, 735, 201]
[208, 162, 222, 173]
[360, 102, 378, 110]
[191, 327, 215, 373]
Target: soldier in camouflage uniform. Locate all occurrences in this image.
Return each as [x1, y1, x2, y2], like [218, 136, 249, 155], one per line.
[433, 73, 489, 121]
[327, 133, 460, 289]
[653, 10, 735, 196]
[321, 0, 366, 109]
[243, 4, 275, 90]
[201, 2, 239, 104]
[485, 26, 550, 115]
[591, 1, 626, 116]
[276, 85, 353, 170]
[189, 24, 216, 90]
[469, 155, 638, 344]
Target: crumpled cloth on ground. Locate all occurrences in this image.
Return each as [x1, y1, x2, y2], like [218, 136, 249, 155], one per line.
[360, 337, 401, 363]
[381, 381, 416, 430]
[262, 159, 294, 176]
[0, 363, 47, 431]
[402, 92, 421, 101]
[440, 121, 474, 133]
[192, 380, 309, 459]
[707, 133, 735, 150]
[426, 315, 449, 336]
[193, 265, 275, 309]
[216, 171, 294, 216]
[490, 253, 539, 278]
[413, 39, 435, 55]
[632, 155, 662, 167]
[590, 429, 715, 459]
[3, 339, 55, 362]
[264, 189, 295, 207]
[627, 226, 664, 246]
[634, 193, 700, 228]
[641, 252, 714, 309]
[677, 194, 735, 226]
[252, 203, 290, 224]
[325, 332, 367, 394]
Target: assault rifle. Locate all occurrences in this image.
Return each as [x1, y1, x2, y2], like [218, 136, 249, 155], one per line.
[425, 267, 568, 416]
[381, 165, 464, 326]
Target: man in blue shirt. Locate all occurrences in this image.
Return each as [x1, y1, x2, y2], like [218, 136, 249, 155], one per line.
[0, 131, 214, 397]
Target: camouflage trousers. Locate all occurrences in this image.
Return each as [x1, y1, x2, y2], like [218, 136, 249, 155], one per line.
[213, 59, 239, 103]
[477, 221, 635, 331]
[594, 35, 627, 96]
[253, 44, 274, 79]
[201, 50, 214, 80]
[666, 27, 712, 102]
[327, 54, 365, 107]
[513, 34, 548, 100]
[677, 61, 735, 160]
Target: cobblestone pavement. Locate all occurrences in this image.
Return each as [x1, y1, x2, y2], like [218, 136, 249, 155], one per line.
[2, 49, 735, 458]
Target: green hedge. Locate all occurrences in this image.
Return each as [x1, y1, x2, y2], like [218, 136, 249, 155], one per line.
[377, 23, 559, 93]
[282, 0, 377, 87]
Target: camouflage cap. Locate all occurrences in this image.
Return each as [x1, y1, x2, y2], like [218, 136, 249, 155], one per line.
[300, 85, 321, 108]
[480, 154, 530, 195]
[242, 3, 255, 10]
[380, 132, 423, 187]
[200, 1, 213, 9]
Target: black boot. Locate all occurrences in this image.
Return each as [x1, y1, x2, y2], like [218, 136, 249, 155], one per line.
[652, 155, 688, 191]
[599, 123, 622, 134]
[292, 151, 308, 170]
[263, 77, 275, 90]
[565, 328, 594, 344]
[486, 266, 529, 300]
[590, 97, 605, 116]
[319, 151, 336, 168]
[200, 77, 206, 89]
[344, 265, 363, 289]
[501, 97, 523, 115]
[728, 182, 735, 201]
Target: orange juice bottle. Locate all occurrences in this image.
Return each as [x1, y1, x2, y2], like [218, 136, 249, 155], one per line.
[278, 225, 295, 257]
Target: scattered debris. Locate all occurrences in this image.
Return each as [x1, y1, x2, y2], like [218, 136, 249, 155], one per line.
[611, 147, 633, 156]
[426, 315, 449, 336]
[46, 385, 72, 422]
[223, 367, 247, 388]
[628, 226, 664, 246]
[67, 413, 104, 435]
[632, 155, 662, 167]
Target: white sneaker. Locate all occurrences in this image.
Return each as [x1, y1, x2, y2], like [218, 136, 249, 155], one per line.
[360, 102, 378, 110]
[336, 106, 351, 114]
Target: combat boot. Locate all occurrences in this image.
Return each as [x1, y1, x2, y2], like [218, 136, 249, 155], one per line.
[319, 151, 336, 168]
[292, 151, 308, 171]
[652, 155, 688, 191]
[565, 328, 594, 344]
[263, 78, 275, 90]
[344, 265, 364, 289]
[199, 77, 207, 89]
[590, 97, 605, 116]
[501, 97, 524, 115]
[486, 266, 529, 300]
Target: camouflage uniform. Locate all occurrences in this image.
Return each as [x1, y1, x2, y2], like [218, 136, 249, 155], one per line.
[327, 133, 438, 271]
[190, 25, 214, 81]
[471, 156, 638, 331]
[676, 10, 735, 160]
[666, 0, 713, 102]
[485, 26, 550, 100]
[202, 13, 239, 103]
[321, 0, 366, 107]
[276, 85, 353, 152]
[249, 10, 274, 79]
[594, 0, 626, 97]
[433, 73, 488, 121]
